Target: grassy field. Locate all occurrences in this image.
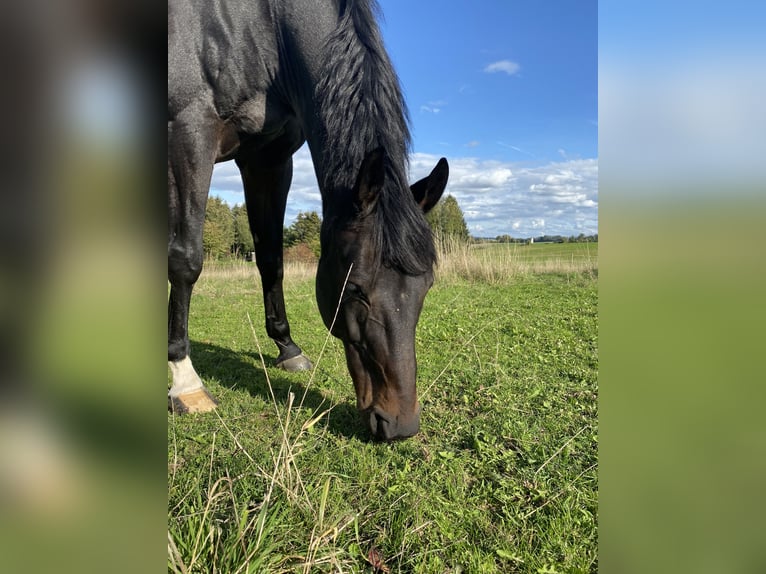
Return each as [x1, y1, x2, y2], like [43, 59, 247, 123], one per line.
[434, 241, 597, 283]
[168, 242, 598, 573]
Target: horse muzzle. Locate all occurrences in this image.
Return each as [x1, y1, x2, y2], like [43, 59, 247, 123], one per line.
[366, 404, 421, 441]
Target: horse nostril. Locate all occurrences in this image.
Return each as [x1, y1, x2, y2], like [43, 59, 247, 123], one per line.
[397, 408, 420, 439]
[368, 410, 394, 441]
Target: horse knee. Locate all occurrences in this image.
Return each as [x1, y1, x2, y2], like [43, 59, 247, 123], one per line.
[168, 244, 204, 285]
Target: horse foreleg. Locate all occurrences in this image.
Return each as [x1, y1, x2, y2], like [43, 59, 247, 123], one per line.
[238, 155, 312, 372]
[167, 112, 220, 413]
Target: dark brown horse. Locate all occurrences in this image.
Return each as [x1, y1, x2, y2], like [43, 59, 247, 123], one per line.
[168, 0, 448, 440]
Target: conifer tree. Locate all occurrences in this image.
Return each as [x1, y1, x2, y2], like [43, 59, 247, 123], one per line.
[203, 196, 234, 259]
[231, 204, 254, 256]
[425, 194, 470, 244]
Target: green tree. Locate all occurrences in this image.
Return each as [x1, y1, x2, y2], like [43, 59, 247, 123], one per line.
[203, 196, 234, 259]
[231, 204, 254, 257]
[426, 194, 470, 244]
[284, 211, 322, 257]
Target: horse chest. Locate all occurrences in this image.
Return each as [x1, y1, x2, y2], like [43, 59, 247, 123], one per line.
[216, 92, 302, 163]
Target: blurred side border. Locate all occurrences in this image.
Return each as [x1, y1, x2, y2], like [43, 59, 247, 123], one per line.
[600, 1, 766, 572]
[0, 2, 165, 573]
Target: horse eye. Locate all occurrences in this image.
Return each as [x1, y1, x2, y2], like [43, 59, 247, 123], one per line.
[344, 283, 368, 304]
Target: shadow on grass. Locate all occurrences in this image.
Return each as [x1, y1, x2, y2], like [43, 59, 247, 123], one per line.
[190, 340, 369, 441]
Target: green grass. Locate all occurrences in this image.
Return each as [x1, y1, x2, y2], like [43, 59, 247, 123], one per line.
[169, 248, 597, 573]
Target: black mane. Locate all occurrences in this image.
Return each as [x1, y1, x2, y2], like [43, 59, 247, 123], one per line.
[315, 0, 436, 275]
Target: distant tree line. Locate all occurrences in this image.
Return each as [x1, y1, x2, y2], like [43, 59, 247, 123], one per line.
[494, 233, 598, 244]
[204, 192, 598, 259]
[202, 193, 484, 260]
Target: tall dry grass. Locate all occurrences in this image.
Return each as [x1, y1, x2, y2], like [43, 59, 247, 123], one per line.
[200, 259, 317, 283]
[202, 238, 598, 283]
[432, 235, 597, 283]
[199, 237, 597, 285]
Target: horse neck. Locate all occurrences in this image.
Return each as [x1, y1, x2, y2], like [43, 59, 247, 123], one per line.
[281, 0, 410, 204]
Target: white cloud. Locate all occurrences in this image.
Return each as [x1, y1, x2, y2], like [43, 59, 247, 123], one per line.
[209, 161, 243, 193]
[483, 60, 521, 76]
[455, 167, 512, 189]
[211, 145, 598, 238]
[420, 100, 447, 115]
[411, 153, 598, 237]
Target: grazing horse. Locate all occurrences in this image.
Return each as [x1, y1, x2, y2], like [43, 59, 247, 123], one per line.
[168, 0, 448, 440]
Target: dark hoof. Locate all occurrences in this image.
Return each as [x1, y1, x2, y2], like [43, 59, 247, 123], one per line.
[277, 353, 313, 372]
[168, 388, 218, 414]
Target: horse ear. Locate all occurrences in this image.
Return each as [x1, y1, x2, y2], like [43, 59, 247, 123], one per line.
[411, 158, 449, 214]
[354, 147, 386, 214]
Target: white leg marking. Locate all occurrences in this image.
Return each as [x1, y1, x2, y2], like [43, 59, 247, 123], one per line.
[168, 356, 205, 397]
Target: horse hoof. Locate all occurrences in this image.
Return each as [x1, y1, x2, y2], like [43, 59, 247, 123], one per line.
[277, 353, 313, 372]
[168, 388, 218, 414]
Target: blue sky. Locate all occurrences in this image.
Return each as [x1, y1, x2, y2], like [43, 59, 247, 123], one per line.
[380, 0, 597, 161]
[600, 1, 766, 190]
[211, 1, 598, 237]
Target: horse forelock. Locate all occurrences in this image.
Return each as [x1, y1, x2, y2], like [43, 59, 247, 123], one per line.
[315, 0, 435, 276]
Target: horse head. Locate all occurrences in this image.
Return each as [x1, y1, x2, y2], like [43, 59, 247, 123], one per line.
[316, 148, 448, 440]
